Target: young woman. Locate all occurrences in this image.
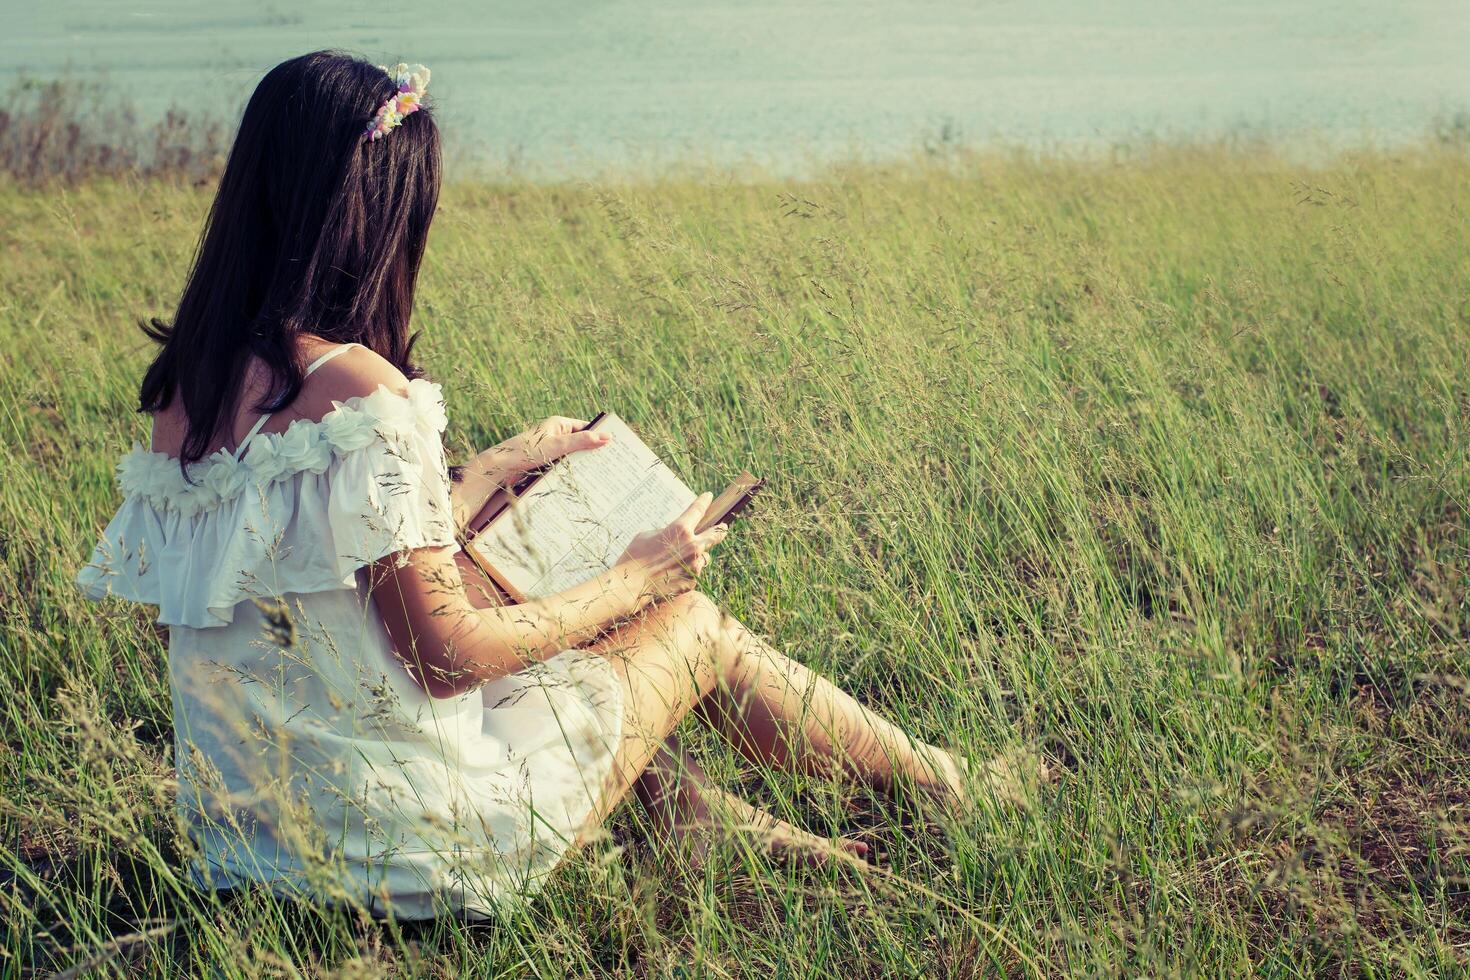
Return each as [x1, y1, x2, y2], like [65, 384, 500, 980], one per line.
[77, 51, 978, 919]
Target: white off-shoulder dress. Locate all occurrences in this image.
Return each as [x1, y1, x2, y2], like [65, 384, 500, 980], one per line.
[76, 346, 624, 919]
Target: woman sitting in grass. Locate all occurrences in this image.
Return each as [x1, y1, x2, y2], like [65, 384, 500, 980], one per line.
[77, 51, 988, 919]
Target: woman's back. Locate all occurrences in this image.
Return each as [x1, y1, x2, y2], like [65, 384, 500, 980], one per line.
[148, 337, 370, 459]
[80, 341, 623, 916]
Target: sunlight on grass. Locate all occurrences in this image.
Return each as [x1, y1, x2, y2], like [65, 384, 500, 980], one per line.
[2, 145, 1467, 976]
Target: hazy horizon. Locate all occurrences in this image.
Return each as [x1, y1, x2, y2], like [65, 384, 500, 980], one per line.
[8, 0, 1470, 176]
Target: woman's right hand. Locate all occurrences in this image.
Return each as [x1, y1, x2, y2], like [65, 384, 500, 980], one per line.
[617, 492, 729, 602]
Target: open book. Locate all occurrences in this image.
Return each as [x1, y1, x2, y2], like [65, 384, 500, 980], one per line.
[462, 413, 762, 603]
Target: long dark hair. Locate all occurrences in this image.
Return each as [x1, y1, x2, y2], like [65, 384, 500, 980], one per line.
[139, 50, 442, 465]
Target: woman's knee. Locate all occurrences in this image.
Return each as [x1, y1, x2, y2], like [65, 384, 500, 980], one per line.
[663, 591, 742, 647]
[661, 591, 763, 688]
[604, 592, 740, 694]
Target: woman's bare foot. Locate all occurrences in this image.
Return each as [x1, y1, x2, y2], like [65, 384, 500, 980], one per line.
[913, 744, 1051, 815]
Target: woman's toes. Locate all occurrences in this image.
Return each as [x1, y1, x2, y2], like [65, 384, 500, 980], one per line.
[757, 823, 872, 868]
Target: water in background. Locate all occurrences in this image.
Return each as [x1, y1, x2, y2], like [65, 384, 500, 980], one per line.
[7, 0, 1469, 176]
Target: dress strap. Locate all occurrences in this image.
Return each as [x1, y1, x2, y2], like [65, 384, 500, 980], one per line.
[232, 344, 359, 459]
[303, 342, 358, 377]
[232, 413, 274, 459]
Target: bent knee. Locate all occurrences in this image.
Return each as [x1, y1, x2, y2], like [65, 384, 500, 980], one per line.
[664, 589, 716, 616]
[662, 591, 744, 647]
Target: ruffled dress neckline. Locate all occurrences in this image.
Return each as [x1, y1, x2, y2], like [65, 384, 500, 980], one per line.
[77, 378, 458, 629]
[119, 378, 449, 517]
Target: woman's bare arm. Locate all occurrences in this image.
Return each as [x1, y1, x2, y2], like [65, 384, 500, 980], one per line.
[292, 346, 725, 698]
[370, 494, 726, 698]
[454, 549, 508, 609]
[449, 416, 612, 530]
[368, 546, 648, 697]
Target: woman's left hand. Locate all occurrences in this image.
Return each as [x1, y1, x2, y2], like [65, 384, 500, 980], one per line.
[480, 416, 611, 480]
[454, 416, 611, 532]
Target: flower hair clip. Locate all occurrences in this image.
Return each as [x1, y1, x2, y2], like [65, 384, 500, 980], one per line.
[363, 63, 430, 141]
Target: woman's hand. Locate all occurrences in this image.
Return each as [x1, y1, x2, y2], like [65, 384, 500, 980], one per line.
[617, 492, 730, 602]
[483, 416, 611, 480]
[454, 416, 611, 531]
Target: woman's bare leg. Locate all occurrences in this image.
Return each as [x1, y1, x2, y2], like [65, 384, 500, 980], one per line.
[576, 599, 723, 837]
[657, 592, 969, 800]
[631, 734, 869, 866]
[582, 592, 971, 840]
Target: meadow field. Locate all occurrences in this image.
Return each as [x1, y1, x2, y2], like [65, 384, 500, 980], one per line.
[2, 146, 1468, 976]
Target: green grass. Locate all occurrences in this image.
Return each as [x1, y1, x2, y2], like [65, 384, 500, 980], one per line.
[2, 145, 1468, 977]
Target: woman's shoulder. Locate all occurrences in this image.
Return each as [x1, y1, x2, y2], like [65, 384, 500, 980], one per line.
[244, 341, 447, 445]
[113, 345, 447, 517]
[79, 342, 454, 628]
[284, 342, 412, 426]
[250, 342, 447, 461]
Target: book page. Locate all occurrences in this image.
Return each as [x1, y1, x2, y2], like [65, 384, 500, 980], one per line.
[469, 414, 697, 599]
